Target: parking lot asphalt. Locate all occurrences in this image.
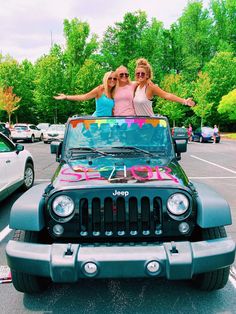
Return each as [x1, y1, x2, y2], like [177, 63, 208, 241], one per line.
[0, 139, 235, 314]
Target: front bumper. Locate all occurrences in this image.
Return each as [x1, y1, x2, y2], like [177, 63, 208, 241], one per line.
[6, 238, 235, 282]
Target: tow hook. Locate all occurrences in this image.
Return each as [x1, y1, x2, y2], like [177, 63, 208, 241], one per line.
[170, 241, 178, 254]
[65, 243, 73, 256]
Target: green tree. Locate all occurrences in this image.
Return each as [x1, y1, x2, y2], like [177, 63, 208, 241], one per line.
[218, 89, 236, 120]
[204, 51, 236, 125]
[174, 1, 214, 79]
[14, 60, 36, 123]
[63, 18, 99, 91]
[101, 11, 148, 69]
[34, 47, 66, 123]
[155, 73, 189, 126]
[210, 0, 236, 52]
[139, 18, 166, 82]
[192, 72, 212, 126]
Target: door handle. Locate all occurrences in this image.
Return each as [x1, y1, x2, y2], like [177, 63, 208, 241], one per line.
[6, 160, 11, 163]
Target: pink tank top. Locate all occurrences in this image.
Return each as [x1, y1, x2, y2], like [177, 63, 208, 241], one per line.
[114, 84, 136, 116]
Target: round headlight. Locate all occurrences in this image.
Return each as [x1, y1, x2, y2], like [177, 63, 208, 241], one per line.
[167, 193, 189, 215]
[52, 195, 75, 217]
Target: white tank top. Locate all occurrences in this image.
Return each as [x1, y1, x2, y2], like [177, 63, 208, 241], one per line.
[133, 85, 154, 116]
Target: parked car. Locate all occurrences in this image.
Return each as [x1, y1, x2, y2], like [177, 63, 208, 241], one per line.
[6, 116, 235, 294]
[0, 133, 34, 202]
[0, 123, 11, 138]
[171, 127, 188, 139]
[43, 124, 65, 143]
[192, 126, 221, 143]
[11, 124, 43, 143]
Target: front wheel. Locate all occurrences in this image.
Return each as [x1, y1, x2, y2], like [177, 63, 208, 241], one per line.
[20, 162, 34, 191]
[30, 135, 35, 143]
[192, 227, 230, 291]
[11, 230, 50, 293]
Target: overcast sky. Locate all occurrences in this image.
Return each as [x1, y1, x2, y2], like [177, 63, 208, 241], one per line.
[0, 0, 210, 63]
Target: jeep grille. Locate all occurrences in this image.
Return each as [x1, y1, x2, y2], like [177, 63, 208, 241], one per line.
[78, 196, 162, 238]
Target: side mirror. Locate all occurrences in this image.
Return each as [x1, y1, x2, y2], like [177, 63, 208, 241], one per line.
[172, 128, 188, 160]
[50, 141, 62, 162]
[15, 143, 24, 154]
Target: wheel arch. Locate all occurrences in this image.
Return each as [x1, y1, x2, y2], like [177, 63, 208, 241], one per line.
[9, 183, 49, 231]
[25, 156, 34, 168]
[192, 181, 232, 228]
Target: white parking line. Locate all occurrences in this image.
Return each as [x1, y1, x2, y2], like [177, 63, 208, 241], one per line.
[191, 155, 236, 174]
[229, 267, 236, 289]
[35, 179, 51, 182]
[0, 225, 12, 242]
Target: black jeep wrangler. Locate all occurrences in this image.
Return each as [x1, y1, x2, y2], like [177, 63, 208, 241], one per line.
[6, 116, 235, 293]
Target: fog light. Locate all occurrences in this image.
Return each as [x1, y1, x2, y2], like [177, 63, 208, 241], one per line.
[179, 222, 190, 234]
[146, 261, 160, 274]
[84, 262, 98, 275]
[53, 224, 64, 236]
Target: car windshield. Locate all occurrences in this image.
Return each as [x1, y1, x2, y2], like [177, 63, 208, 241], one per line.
[65, 117, 174, 158]
[202, 127, 213, 133]
[37, 123, 49, 129]
[14, 126, 28, 131]
[48, 125, 65, 131]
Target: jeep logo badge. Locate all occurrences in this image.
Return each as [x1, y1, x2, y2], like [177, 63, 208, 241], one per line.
[112, 190, 129, 197]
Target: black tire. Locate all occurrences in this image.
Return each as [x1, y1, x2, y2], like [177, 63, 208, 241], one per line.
[11, 230, 50, 293]
[20, 162, 34, 191]
[192, 227, 230, 291]
[39, 133, 43, 141]
[30, 135, 35, 143]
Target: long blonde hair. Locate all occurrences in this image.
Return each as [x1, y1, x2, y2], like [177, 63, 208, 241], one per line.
[102, 71, 117, 98]
[135, 58, 153, 80]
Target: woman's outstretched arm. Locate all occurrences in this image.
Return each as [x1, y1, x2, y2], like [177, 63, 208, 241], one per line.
[53, 86, 102, 101]
[150, 84, 195, 107]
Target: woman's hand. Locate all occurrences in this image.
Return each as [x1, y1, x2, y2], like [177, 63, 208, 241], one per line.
[185, 98, 195, 107]
[53, 93, 67, 100]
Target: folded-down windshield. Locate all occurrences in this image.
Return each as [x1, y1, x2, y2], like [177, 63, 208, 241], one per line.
[65, 117, 174, 158]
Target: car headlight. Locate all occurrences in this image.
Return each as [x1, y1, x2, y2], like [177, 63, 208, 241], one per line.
[167, 193, 189, 216]
[52, 195, 75, 217]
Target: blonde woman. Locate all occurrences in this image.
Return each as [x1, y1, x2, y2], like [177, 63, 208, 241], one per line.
[113, 66, 137, 116]
[133, 58, 195, 116]
[54, 71, 117, 117]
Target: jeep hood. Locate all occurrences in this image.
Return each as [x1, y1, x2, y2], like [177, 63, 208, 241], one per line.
[51, 156, 189, 189]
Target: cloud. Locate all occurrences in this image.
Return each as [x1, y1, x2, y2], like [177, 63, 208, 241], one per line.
[0, 0, 210, 62]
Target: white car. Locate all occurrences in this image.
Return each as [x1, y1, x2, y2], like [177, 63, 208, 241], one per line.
[11, 124, 43, 143]
[43, 124, 65, 143]
[0, 133, 34, 202]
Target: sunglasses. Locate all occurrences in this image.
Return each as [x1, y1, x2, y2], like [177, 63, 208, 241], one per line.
[108, 77, 117, 81]
[135, 72, 146, 78]
[119, 73, 129, 78]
